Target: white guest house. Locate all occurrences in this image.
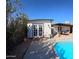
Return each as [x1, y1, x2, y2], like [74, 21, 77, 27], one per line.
[27, 19, 53, 38]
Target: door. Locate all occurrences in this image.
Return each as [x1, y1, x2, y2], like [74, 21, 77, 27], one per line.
[32, 24, 43, 37]
[33, 25, 38, 37]
[39, 24, 43, 36]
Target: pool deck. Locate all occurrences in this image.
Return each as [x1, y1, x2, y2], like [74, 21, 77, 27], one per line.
[52, 33, 73, 42]
[23, 38, 56, 59]
[41, 33, 72, 45]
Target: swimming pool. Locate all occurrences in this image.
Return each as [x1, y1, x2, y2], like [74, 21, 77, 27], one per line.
[54, 41, 73, 59]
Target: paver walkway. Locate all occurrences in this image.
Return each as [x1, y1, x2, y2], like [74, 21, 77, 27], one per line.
[15, 39, 32, 59]
[23, 38, 57, 59]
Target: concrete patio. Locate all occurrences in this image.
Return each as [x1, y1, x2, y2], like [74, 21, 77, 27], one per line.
[23, 38, 57, 59]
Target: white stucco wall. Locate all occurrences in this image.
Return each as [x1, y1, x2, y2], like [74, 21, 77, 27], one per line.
[27, 20, 52, 38]
[44, 23, 51, 37]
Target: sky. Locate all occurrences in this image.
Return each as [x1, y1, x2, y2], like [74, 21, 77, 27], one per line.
[18, 0, 73, 23]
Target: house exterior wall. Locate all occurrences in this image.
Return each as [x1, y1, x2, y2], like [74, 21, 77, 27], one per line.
[53, 25, 71, 34]
[27, 21, 52, 38]
[44, 23, 51, 37]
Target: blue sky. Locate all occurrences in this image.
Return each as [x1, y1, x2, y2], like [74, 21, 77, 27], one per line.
[18, 0, 73, 23]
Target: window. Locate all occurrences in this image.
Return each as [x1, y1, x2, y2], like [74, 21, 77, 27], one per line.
[33, 24, 43, 37]
[33, 25, 37, 36]
[39, 25, 43, 36]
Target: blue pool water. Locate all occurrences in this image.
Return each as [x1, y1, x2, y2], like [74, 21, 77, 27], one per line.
[54, 41, 73, 59]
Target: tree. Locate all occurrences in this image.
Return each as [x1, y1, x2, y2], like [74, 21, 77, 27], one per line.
[6, 0, 28, 55]
[6, 0, 22, 26]
[13, 13, 28, 42]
